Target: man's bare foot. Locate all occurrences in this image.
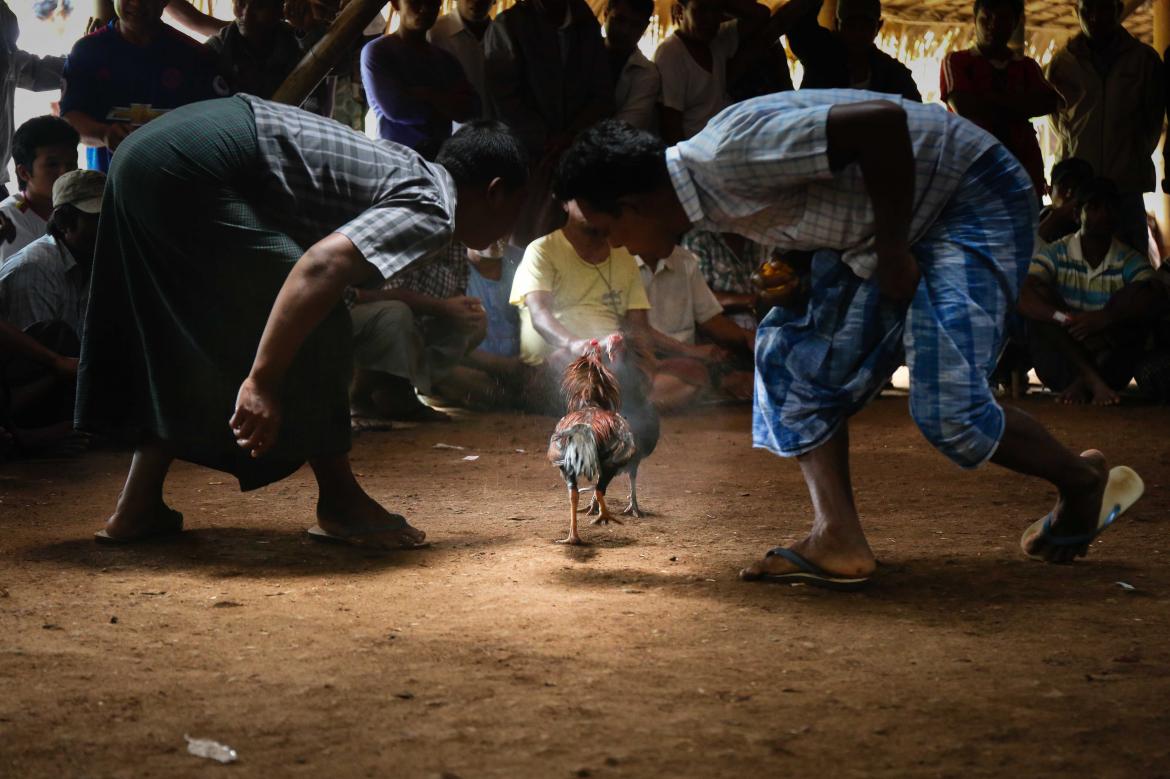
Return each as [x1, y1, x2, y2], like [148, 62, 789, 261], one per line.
[1058, 379, 1089, 405]
[100, 497, 183, 542]
[1086, 378, 1120, 407]
[1021, 449, 1108, 563]
[316, 489, 426, 550]
[739, 532, 876, 580]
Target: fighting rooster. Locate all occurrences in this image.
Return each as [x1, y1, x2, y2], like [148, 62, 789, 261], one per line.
[547, 339, 636, 545]
[592, 333, 659, 518]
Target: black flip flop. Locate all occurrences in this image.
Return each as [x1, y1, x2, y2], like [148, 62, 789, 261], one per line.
[740, 547, 871, 591]
[94, 508, 184, 545]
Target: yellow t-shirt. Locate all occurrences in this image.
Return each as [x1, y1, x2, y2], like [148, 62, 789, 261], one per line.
[509, 230, 651, 365]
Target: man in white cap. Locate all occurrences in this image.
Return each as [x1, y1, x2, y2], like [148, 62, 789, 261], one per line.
[0, 168, 104, 335]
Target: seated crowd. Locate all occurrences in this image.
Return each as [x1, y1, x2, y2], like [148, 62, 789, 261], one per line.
[2, 0, 1170, 459]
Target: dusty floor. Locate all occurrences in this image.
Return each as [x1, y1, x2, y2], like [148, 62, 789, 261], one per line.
[2, 397, 1169, 778]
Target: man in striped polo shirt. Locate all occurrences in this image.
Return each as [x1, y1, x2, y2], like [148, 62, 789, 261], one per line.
[1020, 178, 1159, 406]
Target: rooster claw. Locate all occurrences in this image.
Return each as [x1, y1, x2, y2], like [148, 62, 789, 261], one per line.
[621, 504, 646, 518]
[584, 498, 600, 516]
[589, 514, 623, 526]
[556, 535, 585, 545]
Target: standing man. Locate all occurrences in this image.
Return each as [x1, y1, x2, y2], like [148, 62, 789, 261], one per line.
[553, 93, 1144, 589]
[1047, 0, 1163, 252]
[429, 0, 495, 116]
[604, 0, 660, 133]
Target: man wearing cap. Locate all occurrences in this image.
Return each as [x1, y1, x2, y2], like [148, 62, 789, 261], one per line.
[0, 169, 104, 335]
[787, 0, 921, 100]
[0, 169, 103, 445]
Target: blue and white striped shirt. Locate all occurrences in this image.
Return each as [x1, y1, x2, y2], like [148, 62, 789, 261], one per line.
[1029, 233, 1153, 313]
[666, 89, 1001, 279]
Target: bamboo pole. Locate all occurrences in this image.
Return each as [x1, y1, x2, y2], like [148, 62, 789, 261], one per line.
[271, 0, 388, 107]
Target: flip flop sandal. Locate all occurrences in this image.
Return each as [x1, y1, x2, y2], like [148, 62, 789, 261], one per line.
[740, 547, 871, 592]
[1021, 465, 1145, 561]
[307, 518, 430, 550]
[95, 508, 184, 545]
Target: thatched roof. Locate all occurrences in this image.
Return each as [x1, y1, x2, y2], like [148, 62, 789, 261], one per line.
[880, 0, 1153, 43]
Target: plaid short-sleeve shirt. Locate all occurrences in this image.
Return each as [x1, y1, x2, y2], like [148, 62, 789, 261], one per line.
[242, 95, 458, 282]
[668, 89, 1000, 279]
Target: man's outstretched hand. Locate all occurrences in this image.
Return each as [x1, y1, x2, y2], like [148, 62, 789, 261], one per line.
[231, 376, 283, 458]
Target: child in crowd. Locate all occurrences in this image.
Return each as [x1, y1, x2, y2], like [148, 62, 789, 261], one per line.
[207, 0, 304, 101]
[941, 0, 1060, 197]
[361, 0, 479, 160]
[60, 0, 226, 172]
[1, 116, 78, 264]
[1020, 178, 1160, 405]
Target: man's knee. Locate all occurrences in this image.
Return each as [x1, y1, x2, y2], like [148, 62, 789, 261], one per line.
[909, 391, 1004, 469]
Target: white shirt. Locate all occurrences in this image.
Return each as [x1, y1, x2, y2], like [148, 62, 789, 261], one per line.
[654, 21, 738, 139]
[0, 233, 88, 333]
[614, 49, 660, 133]
[429, 12, 489, 117]
[637, 246, 723, 344]
[0, 193, 47, 265]
[667, 90, 1000, 279]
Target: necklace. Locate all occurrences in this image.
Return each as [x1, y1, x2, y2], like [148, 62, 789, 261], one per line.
[591, 258, 624, 320]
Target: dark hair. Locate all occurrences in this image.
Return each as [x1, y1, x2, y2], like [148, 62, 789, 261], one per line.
[1075, 177, 1119, 212]
[436, 120, 529, 190]
[1051, 157, 1094, 191]
[553, 120, 668, 214]
[11, 116, 79, 190]
[607, 0, 654, 17]
[973, 0, 1023, 18]
[46, 203, 83, 240]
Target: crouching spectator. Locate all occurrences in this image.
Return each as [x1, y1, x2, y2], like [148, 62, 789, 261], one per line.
[637, 245, 756, 410]
[509, 199, 651, 411]
[1, 117, 79, 264]
[1019, 178, 1159, 405]
[348, 242, 486, 426]
[0, 170, 103, 451]
[433, 244, 528, 408]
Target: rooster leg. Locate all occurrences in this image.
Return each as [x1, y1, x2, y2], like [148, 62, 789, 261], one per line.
[589, 490, 624, 526]
[584, 490, 600, 516]
[556, 484, 584, 545]
[622, 464, 646, 518]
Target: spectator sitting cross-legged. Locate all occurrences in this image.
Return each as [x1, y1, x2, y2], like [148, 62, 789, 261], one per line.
[362, 0, 480, 161]
[637, 244, 756, 410]
[432, 244, 530, 409]
[1047, 0, 1164, 253]
[429, 0, 495, 117]
[1038, 157, 1094, 249]
[1019, 178, 1161, 406]
[787, 0, 920, 100]
[206, 0, 306, 102]
[605, 0, 661, 133]
[682, 228, 774, 330]
[940, 0, 1060, 197]
[61, 0, 227, 173]
[1, 116, 78, 265]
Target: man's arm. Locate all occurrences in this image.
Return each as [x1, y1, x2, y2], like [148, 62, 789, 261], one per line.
[231, 233, 382, 457]
[355, 287, 486, 330]
[164, 0, 229, 36]
[0, 318, 76, 376]
[10, 50, 65, 92]
[1017, 274, 1066, 323]
[698, 313, 754, 354]
[524, 290, 593, 354]
[825, 101, 917, 302]
[62, 110, 132, 151]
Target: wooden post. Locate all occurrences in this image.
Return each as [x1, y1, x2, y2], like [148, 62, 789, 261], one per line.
[271, 0, 388, 108]
[1155, 0, 1170, 256]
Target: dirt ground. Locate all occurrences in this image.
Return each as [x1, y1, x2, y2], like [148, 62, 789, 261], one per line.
[2, 397, 1169, 778]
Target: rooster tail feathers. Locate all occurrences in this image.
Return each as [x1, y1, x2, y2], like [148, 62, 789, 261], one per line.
[552, 423, 600, 483]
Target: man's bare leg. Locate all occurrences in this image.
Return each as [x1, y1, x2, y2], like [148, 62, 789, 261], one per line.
[1034, 322, 1120, 406]
[992, 406, 1107, 563]
[740, 425, 877, 579]
[311, 454, 426, 548]
[100, 439, 177, 539]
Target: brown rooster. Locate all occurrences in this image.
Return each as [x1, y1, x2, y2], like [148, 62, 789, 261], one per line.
[595, 332, 659, 518]
[547, 339, 637, 545]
